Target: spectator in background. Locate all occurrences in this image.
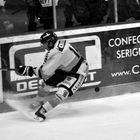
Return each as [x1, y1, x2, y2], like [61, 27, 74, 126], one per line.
[38, 0, 54, 29]
[85, 0, 108, 25]
[58, 0, 74, 27]
[70, 0, 90, 26]
[60, 0, 108, 28]
[25, 0, 54, 32]
[127, 0, 140, 21]
[25, 0, 41, 31]
[107, 0, 140, 23]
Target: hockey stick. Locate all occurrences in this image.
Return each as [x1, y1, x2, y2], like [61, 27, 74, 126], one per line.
[0, 68, 16, 71]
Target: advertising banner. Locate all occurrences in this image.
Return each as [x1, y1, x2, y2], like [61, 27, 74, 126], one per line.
[1, 22, 140, 96]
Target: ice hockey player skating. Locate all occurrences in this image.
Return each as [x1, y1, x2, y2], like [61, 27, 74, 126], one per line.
[17, 31, 89, 122]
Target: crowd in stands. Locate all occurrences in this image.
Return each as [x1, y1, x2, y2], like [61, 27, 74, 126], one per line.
[0, 0, 140, 36]
[59, 0, 108, 27]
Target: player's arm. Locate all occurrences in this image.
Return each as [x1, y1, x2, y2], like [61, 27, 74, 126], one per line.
[34, 53, 63, 79]
[17, 53, 63, 79]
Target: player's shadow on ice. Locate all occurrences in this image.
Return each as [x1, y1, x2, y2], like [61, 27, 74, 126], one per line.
[12, 104, 119, 122]
[46, 103, 119, 120]
[10, 100, 120, 122]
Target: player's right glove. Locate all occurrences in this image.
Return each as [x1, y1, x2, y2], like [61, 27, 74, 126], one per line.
[17, 65, 35, 77]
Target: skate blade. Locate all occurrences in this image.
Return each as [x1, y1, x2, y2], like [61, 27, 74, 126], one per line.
[33, 114, 45, 122]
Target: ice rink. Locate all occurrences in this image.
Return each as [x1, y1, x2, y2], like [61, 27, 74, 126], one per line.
[1, 92, 140, 140]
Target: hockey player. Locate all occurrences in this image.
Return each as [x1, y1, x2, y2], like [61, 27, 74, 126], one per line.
[17, 31, 89, 121]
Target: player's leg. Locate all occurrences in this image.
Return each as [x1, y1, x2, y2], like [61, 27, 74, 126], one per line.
[30, 81, 54, 109]
[33, 61, 88, 121]
[33, 87, 69, 121]
[33, 74, 86, 122]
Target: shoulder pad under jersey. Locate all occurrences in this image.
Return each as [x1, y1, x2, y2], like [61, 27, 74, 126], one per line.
[55, 40, 67, 52]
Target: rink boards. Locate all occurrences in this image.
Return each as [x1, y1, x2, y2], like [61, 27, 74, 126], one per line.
[0, 22, 140, 100]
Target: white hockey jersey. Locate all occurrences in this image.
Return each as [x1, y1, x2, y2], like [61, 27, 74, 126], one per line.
[39, 0, 58, 7]
[35, 40, 82, 80]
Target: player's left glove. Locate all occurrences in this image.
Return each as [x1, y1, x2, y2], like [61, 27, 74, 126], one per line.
[17, 65, 35, 77]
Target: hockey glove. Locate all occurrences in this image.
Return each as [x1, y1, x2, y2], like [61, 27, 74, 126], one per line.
[17, 65, 35, 77]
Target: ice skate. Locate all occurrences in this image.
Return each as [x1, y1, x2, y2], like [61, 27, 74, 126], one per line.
[33, 105, 47, 122]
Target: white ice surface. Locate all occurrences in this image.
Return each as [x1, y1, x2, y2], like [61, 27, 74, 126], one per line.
[1, 93, 140, 140]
